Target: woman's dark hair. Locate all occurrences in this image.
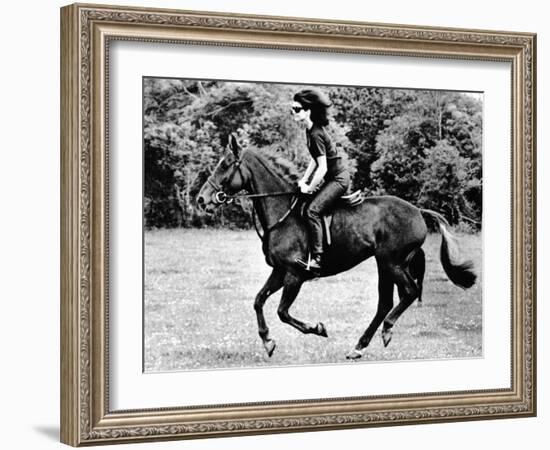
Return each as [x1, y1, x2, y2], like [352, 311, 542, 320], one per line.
[293, 89, 331, 126]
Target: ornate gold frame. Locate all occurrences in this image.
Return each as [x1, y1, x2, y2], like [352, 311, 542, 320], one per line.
[60, 3, 536, 446]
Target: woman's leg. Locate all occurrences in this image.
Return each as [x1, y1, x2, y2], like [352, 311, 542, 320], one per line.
[305, 180, 347, 257]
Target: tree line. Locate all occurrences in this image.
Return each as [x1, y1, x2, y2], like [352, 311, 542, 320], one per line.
[144, 78, 482, 230]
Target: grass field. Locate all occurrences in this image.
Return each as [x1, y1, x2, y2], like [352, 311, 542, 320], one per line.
[144, 229, 482, 372]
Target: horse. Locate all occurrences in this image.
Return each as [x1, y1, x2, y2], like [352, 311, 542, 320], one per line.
[409, 247, 425, 305]
[196, 134, 476, 359]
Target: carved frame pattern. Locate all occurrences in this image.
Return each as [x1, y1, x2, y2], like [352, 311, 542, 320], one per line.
[61, 3, 536, 446]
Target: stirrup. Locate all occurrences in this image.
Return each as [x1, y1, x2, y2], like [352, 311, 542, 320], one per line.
[296, 254, 321, 275]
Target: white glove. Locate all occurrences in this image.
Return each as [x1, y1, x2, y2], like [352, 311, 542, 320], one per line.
[299, 182, 313, 194]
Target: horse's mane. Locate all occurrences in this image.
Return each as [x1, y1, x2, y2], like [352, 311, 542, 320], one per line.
[247, 147, 300, 185]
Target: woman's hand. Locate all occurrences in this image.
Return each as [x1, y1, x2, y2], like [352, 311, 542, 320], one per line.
[298, 181, 313, 194]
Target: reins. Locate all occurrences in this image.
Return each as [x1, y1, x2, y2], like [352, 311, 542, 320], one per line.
[206, 150, 297, 203]
[207, 176, 297, 204]
[252, 195, 300, 239]
[222, 190, 297, 201]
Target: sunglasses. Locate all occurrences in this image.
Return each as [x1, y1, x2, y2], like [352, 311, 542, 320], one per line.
[291, 106, 304, 114]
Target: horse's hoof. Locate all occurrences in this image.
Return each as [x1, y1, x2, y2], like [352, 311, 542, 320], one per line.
[346, 349, 363, 360]
[263, 339, 276, 357]
[381, 328, 393, 347]
[316, 322, 328, 338]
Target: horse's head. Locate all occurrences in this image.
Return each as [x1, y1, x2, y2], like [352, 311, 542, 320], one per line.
[196, 133, 249, 212]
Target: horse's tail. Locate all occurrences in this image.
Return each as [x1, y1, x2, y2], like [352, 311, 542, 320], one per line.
[420, 209, 477, 289]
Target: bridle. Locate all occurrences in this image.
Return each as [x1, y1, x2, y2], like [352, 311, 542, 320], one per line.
[205, 151, 299, 235]
[206, 151, 297, 203]
[205, 158, 243, 204]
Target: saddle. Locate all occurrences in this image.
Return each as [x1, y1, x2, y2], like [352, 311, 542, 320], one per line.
[339, 190, 365, 207]
[301, 190, 364, 246]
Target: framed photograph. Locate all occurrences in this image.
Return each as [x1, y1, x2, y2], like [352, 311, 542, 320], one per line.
[60, 3, 536, 446]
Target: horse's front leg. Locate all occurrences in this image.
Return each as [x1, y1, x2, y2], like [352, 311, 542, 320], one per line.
[277, 272, 328, 338]
[254, 268, 285, 356]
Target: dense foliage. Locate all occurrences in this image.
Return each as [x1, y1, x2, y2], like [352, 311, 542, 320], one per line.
[144, 78, 482, 229]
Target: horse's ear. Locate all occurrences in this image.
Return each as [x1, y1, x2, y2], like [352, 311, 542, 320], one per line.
[227, 133, 242, 158]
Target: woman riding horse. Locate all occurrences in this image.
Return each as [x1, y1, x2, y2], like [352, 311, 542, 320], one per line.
[292, 89, 350, 275]
[196, 115, 476, 360]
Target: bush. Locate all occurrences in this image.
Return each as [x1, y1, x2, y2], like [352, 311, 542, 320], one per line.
[417, 140, 468, 224]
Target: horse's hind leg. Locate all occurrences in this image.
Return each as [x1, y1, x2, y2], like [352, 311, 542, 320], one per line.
[277, 272, 328, 338]
[409, 248, 425, 305]
[381, 263, 419, 347]
[346, 259, 394, 360]
[254, 268, 285, 356]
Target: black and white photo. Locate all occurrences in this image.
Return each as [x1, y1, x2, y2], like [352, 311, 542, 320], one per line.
[143, 78, 482, 372]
